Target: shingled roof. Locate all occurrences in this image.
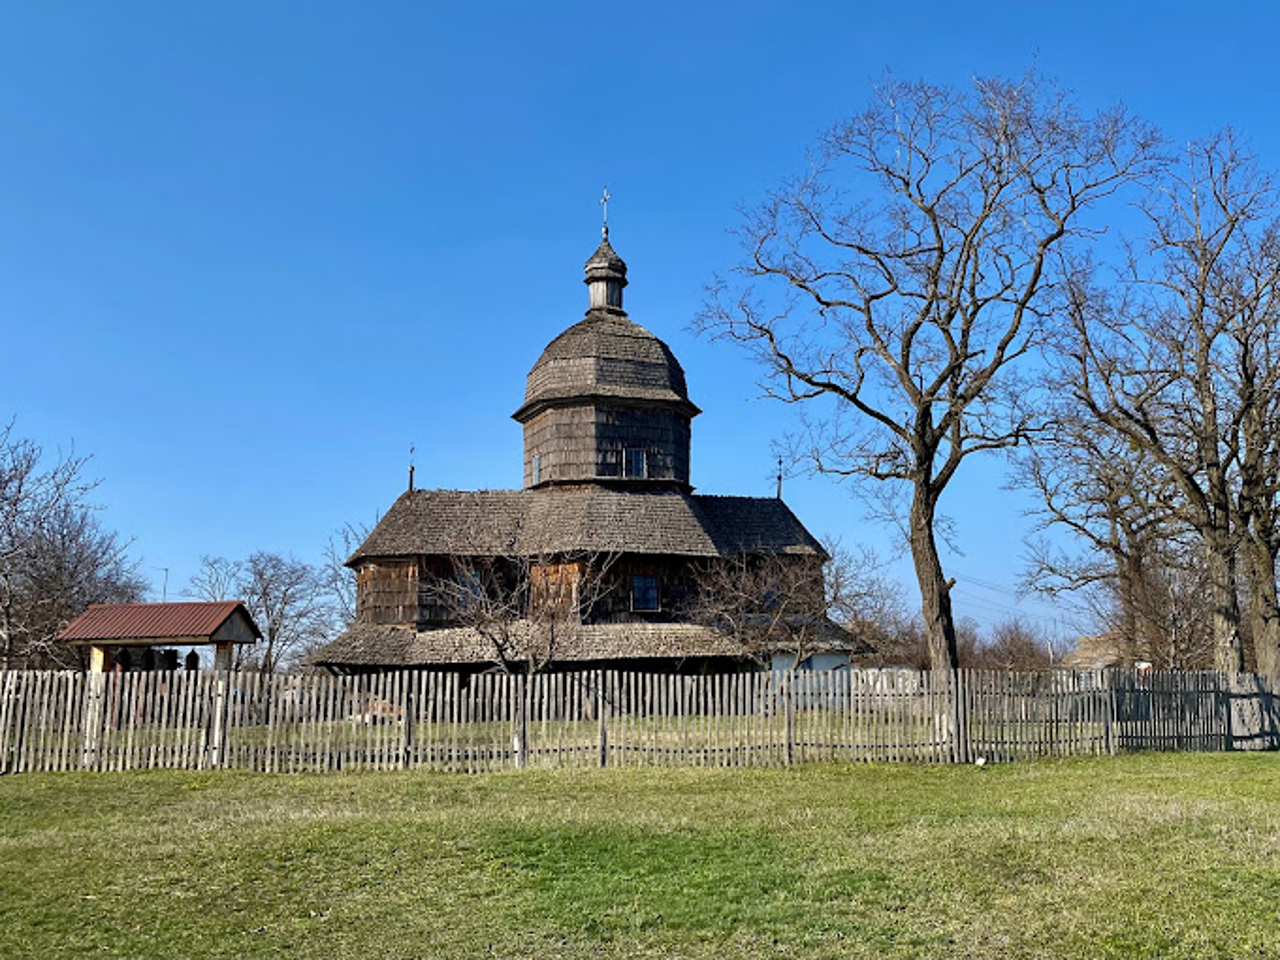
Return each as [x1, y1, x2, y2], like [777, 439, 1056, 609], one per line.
[314, 621, 750, 667]
[349, 487, 825, 564]
[311, 617, 867, 669]
[514, 312, 699, 420]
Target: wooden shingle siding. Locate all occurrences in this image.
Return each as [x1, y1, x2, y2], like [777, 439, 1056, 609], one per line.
[593, 404, 689, 483]
[591, 557, 698, 622]
[356, 561, 419, 626]
[317, 622, 755, 666]
[530, 561, 582, 618]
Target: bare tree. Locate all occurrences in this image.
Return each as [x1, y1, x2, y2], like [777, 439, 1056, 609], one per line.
[321, 522, 370, 630]
[188, 553, 335, 672]
[685, 551, 835, 669]
[859, 615, 1003, 671]
[1231, 222, 1280, 675]
[19, 503, 146, 668]
[699, 74, 1161, 670]
[821, 539, 904, 634]
[1138, 546, 1219, 670]
[241, 553, 335, 672]
[1018, 405, 1182, 665]
[972, 618, 1055, 671]
[0, 421, 143, 669]
[1, 422, 89, 668]
[415, 548, 617, 768]
[185, 555, 242, 603]
[421, 550, 620, 675]
[1065, 131, 1280, 673]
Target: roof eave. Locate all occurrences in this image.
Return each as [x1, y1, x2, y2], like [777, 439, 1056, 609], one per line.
[512, 393, 701, 423]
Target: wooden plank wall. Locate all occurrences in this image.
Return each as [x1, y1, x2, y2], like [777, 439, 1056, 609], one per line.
[0, 668, 1271, 775]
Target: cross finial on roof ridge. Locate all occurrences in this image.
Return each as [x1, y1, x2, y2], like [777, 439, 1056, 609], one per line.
[600, 186, 611, 239]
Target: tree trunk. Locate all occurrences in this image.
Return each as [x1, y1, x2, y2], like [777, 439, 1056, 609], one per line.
[1247, 537, 1280, 678]
[909, 485, 959, 671]
[1205, 533, 1245, 674]
[1125, 552, 1170, 668]
[1116, 552, 1145, 665]
[0, 590, 15, 671]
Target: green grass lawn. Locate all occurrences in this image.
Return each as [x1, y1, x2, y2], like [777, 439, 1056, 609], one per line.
[2, 754, 1279, 959]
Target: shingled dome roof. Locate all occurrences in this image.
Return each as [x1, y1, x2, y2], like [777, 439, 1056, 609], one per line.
[514, 313, 698, 420]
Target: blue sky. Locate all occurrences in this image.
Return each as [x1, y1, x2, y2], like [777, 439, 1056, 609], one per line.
[2, 1, 1277, 637]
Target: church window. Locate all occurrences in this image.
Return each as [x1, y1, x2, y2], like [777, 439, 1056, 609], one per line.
[624, 448, 647, 479]
[532, 454, 541, 485]
[597, 452, 621, 477]
[632, 574, 659, 611]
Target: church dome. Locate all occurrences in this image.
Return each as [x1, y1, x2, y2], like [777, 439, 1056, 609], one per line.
[515, 312, 695, 419]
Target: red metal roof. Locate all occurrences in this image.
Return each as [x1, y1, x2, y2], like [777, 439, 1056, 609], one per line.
[57, 601, 261, 643]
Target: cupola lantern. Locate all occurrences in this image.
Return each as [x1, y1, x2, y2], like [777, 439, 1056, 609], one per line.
[584, 229, 627, 311]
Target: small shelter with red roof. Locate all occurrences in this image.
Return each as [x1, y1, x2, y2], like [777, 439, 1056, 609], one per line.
[57, 601, 262, 673]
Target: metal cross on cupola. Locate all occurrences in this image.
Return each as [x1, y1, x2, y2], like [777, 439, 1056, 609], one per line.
[600, 186, 611, 239]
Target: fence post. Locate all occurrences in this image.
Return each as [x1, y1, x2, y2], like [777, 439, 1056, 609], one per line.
[783, 673, 796, 766]
[80, 671, 105, 771]
[596, 670, 608, 768]
[1102, 671, 1116, 756]
[208, 671, 228, 769]
[1265, 674, 1280, 751]
[514, 673, 528, 770]
[0, 672, 14, 775]
[1222, 671, 1235, 752]
[400, 670, 414, 770]
[951, 670, 970, 764]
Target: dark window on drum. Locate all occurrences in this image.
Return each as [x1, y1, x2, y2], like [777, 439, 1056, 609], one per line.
[632, 574, 659, 611]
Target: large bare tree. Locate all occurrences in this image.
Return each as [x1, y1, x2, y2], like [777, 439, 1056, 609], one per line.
[699, 75, 1160, 669]
[1066, 132, 1280, 674]
[1230, 221, 1280, 675]
[1018, 403, 1185, 665]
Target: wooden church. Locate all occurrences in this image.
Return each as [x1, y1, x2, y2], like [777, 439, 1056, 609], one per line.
[311, 228, 857, 674]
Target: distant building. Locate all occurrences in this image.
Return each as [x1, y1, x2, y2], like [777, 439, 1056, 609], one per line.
[312, 230, 861, 674]
[1060, 632, 1152, 672]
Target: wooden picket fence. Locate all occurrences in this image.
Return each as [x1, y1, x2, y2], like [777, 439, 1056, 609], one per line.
[0, 668, 1276, 775]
